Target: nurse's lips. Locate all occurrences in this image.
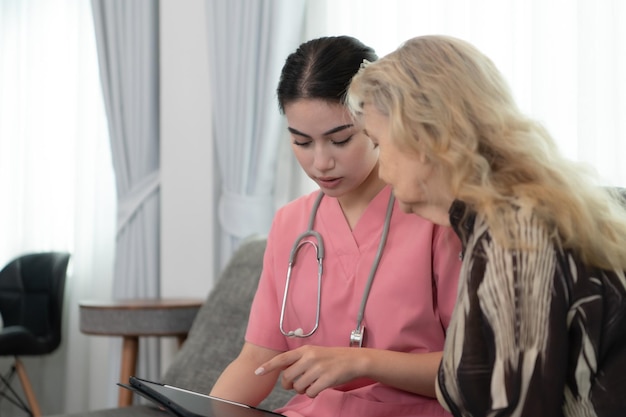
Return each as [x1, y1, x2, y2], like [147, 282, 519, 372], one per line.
[316, 177, 342, 188]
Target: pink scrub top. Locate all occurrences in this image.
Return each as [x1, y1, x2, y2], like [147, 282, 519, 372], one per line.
[246, 186, 462, 417]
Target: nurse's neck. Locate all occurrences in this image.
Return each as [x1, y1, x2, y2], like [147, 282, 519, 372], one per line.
[338, 168, 387, 230]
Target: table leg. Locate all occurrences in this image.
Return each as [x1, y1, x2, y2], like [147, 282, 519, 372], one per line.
[118, 335, 139, 407]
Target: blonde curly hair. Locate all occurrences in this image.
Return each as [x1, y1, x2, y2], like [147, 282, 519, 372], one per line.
[347, 35, 626, 273]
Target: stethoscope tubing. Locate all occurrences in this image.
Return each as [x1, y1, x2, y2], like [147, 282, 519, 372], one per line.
[280, 230, 323, 338]
[279, 190, 395, 347]
[353, 192, 395, 333]
[280, 191, 325, 338]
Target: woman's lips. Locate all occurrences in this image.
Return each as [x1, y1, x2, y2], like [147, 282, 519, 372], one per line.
[316, 177, 342, 189]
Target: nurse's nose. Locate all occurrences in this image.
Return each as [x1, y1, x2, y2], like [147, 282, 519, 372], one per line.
[313, 144, 335, 171]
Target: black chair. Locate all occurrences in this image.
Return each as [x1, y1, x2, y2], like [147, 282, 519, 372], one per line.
[0, 252, 71, 417]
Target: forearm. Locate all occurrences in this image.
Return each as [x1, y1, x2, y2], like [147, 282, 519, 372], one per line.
[210, 343, 281, 406]
[357, 349, 442, 397]
[209, 361, 276, 406]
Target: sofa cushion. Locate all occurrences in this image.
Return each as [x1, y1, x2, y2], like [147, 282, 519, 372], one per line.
[162, 235, 293, 411]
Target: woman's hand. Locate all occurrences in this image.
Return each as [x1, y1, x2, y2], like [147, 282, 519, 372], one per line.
[255, 346, 443, 399]
[255, 345, 367, 397]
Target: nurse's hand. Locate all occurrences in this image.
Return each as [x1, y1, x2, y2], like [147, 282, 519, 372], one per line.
[254, 345, 370, 397]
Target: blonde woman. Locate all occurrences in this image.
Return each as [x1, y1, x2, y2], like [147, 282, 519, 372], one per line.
[347, 35, 626, 417]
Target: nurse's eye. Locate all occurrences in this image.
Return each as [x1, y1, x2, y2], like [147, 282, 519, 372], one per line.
[331, 135, 353, 146]
[293, 140, 312, 147]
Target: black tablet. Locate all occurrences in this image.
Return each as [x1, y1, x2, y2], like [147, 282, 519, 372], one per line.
[118, 376, 285, 417]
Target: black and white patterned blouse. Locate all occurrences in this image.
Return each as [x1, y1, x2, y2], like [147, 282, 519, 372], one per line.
[436, 200, 626, 417]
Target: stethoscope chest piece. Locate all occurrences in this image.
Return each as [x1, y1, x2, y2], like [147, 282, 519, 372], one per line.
[350, 325, 365, 348]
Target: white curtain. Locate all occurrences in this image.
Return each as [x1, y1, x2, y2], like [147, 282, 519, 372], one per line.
[205, 0, 307, 270]
[91, 0, 162, 403]
[0, 0, 116, 415]
[304, 0, 626, 188]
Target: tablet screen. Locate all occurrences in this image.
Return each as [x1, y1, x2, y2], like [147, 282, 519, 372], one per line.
[126, 377, 285, 417]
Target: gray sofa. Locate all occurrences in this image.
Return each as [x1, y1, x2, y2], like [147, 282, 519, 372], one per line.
[50, 235, 292, 416]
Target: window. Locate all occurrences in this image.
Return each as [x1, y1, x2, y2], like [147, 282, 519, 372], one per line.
[303, 0, 626, 187]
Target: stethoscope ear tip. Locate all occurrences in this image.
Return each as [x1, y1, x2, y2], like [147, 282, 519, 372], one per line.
[287, 328, 304, 337]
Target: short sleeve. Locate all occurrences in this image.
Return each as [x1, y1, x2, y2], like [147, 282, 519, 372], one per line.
[245, 215, 290, 352]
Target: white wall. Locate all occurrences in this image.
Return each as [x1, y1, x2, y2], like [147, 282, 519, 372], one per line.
[160, 0, 216, 300]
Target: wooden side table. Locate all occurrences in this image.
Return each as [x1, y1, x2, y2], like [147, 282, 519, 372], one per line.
[79, 298, 203, 407]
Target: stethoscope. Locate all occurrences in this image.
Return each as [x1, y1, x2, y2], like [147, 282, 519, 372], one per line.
[279, 190, 395, 347]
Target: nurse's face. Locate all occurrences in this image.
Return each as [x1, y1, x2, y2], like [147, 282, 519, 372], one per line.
[285, 99, 379, 199]
[361, 104, 453, 226]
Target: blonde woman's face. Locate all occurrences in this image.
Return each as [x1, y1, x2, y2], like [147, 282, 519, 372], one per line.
[361, 104, 453, 226]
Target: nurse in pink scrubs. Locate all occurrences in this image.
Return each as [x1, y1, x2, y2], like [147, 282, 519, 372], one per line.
[210, 36, 462, 417]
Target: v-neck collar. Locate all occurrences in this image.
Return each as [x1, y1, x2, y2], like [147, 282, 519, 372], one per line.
[316, 186, 393, 257]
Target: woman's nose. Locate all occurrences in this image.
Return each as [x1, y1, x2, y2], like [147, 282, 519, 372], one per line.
[313, 145, 335, 171]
